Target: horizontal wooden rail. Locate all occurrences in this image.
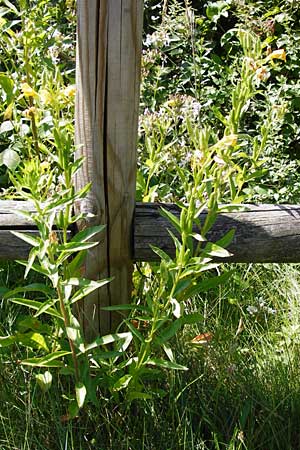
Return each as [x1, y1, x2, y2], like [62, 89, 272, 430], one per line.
[1, 201, 300, 263]
[135, 203, 300, 263]
[0, 201, 72, 260]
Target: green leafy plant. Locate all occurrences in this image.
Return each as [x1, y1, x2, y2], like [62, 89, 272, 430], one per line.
[0, 125, 136, 418]
[110, 28, 287, 402]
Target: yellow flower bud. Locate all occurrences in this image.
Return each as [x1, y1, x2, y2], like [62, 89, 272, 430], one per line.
[3, 103, 13, 120]
[218, 134, 238, 148]
[21, 83, 39, 98]
[63, 85, 76, 98]
[268, 49, 286, 62]
[23, 106, 37, 118]
[41, 161, 50, 171]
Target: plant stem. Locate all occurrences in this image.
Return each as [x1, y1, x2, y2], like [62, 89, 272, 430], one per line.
[57, 282, 80, 383]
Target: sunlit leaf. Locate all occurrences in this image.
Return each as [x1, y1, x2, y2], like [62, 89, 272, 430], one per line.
[75, 382, 86, 408]
[0, 335, 15, 347]
[69, 278, 112, 304]
[113, 374, 132, 391]
[160, 207, 181, 233]
[147, 358, 188, 371]
[71, 225, 105, 243]
[36, 371, 52, 392]
[4, 283, 54, 299]
[84, 332, 133, 352]
[21, 351, 71, 367]
[8, 297, 62, 320]
[0, 147, 20, 169]
[10, 231, 39, 247]
[16, 331, 49, 351]
[0, 121, 14, 134]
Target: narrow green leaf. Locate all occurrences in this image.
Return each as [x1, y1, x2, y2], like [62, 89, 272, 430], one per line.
[160, 207, 181, 233]
[159, 313, 203, 343]
[168, 229, 182, 257]
[69, 278, 112, 304]
[11, 230, 39, 247]
[163, 344, 174, 362]
[35, 298, 59, 318]
[9, 297, 62, 319]
[101, 304, 150, 313]
[16, 260, 49, 276]
[215, 229, 235, 248]
[191, 232, 206, 242]
[67, 250, 87, 277]
[147, 358, 188, 371]
[58, 241, 99, 254]
[3, 0, 19, 14]
[24, 248, 38, 278]
[181, 271, 232, 299]
[149, 245, 172, 263]
[203, 242, 232, 258]
[21, 351, 71, 367]
[4, 283, 54, 299]
[179, 263, 220, 279]
[173, 279, 192, 297]
[84, 332, 133, 352]
[126, 320, 145, 343]
[71, 225, 105, 243]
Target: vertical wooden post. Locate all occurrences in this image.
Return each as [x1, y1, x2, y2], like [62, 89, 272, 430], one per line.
[75, 1, 143, 338]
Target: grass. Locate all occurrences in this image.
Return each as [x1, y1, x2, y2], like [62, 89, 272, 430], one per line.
[2, 262, 300, 449]
[1, 1, 300, 449]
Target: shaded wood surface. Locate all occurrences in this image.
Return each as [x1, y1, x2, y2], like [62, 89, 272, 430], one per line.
[134, 203, 300, 263]
[0, 201, 71, 259]
[75, 1, 143, 337]
[3, 201, 300, 264]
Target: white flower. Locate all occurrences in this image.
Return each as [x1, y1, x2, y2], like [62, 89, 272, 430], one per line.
[247, 305, 258, 315]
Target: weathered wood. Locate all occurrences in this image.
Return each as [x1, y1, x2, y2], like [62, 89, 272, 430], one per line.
[3, 201, 300, 264]
[0, 230, 38, 260]
[134, 203, 300, 263]
[75, 1, 143, 337]
[0, 200, 35, 226]
[0, 201, 71, 259]
[0, 201, 36, 261]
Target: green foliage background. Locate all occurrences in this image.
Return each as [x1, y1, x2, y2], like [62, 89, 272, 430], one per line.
[1, 1, 300, 450]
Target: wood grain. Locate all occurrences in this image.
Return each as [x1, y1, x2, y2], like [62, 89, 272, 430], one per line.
[75, 1, 143, 337]
[0, 201, 71, 259]
[134, 203, 300, 263]
[2, 201, 300, 264]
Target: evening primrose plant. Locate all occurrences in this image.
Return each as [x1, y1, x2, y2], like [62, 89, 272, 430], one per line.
[123, 29, 287, 400]
[0, 131, 135, 418]
[0, 23, 288, 416]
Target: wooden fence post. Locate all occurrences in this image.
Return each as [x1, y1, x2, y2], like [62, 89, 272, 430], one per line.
[75, 1, 144, 338]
